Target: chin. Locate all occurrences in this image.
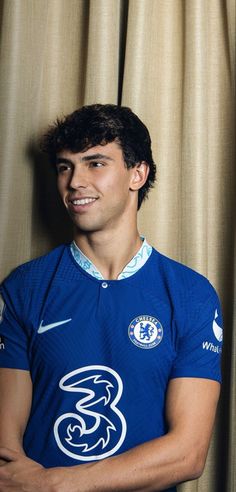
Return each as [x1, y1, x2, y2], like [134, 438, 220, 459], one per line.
[72, 219, 104, 234]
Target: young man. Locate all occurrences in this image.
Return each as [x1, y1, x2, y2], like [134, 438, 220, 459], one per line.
[0, 104, 223, 491]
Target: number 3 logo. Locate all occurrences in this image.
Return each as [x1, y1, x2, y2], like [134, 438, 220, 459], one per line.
[54, 365, 127, 461]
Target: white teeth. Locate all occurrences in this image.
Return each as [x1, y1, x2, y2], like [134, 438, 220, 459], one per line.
[72, 198, 97, 205]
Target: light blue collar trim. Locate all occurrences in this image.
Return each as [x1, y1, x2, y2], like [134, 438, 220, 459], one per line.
[70, 238, 152, 280]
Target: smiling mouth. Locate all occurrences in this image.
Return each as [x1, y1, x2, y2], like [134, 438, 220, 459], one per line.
[70, 198, 98, 206]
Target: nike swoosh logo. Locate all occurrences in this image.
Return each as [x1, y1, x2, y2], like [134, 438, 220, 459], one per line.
[37, 318, 72, 334]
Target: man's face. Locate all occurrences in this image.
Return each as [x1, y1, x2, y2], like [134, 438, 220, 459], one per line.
[56, 142, 140, 235]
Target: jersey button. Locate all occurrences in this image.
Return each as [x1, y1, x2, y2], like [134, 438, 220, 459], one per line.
[101, 282, 108, 288]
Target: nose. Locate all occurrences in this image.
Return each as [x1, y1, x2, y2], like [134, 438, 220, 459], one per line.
[69, 166, 88, 190]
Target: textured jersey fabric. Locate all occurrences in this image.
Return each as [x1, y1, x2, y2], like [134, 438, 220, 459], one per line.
[0, 245, 223, 492]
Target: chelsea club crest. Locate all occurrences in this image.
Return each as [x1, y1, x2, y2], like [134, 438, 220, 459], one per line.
[128, 315, 163, 349]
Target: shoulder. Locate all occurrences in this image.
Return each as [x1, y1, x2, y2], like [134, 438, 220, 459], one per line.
[151, 248, 218, 303]
[1, 244, 69, 290]
[0, 245, 75, 329]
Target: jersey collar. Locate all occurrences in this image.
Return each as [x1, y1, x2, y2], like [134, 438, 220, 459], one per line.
[70, 238, 152, 280]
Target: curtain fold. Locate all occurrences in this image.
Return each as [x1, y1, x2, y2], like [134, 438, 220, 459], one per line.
[84, 0, 121, 103]
[0, 1, 235, 490]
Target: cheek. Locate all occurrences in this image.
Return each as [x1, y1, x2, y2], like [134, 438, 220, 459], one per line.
[57, 178, 67, 200]
[98, 172, 130, 195]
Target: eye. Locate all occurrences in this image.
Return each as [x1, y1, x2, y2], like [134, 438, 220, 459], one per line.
[89, 161, 104, 168]
[56, 163, 72, 174]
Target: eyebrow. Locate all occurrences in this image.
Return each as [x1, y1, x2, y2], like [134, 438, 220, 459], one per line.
[56, 153, 114, 165]
[81, 153, 114, 162]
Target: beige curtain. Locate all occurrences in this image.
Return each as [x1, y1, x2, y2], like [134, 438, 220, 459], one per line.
[0, 0, 235, 490]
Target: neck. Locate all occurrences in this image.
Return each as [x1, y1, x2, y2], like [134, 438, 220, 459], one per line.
[73, 224, 142, 280]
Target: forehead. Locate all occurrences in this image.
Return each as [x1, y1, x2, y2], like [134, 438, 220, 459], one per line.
[56, 141, 123, 161]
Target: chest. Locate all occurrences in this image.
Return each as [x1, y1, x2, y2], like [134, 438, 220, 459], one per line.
[28, 280, 178, 387]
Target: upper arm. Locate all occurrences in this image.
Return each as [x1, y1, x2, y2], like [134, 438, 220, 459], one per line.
[0, 368, 32, 452]
[166, 377, 220, 474]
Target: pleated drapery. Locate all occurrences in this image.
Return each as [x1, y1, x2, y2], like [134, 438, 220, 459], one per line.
[0, 1, 235, 491]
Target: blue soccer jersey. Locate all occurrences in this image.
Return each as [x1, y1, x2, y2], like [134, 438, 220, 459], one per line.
[0, 245, 223, 492]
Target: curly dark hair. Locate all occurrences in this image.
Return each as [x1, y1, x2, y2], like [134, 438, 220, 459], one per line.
[41, 104, 156, 209]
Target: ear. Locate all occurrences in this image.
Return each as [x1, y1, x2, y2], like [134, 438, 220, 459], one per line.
[129, 161, 150, 191]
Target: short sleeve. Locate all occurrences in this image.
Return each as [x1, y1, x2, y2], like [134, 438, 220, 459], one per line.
[0, 279, 30, 370]
[170, 282, 223, 383]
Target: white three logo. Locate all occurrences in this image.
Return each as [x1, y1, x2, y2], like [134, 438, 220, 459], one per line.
[212, 309, 223, 342]
[37, 318, 72, 334]
[54, 365, 127, 461]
